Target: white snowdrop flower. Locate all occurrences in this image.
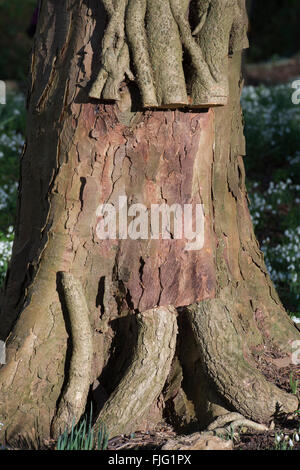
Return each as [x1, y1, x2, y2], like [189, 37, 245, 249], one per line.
[295, 433, 299, 442]
[289, 439, 294, 447]
[276, 435, 281, 443]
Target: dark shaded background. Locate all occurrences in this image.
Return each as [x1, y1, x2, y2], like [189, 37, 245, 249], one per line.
[0, 0, 37, 81]
[247, 0, 300, 63]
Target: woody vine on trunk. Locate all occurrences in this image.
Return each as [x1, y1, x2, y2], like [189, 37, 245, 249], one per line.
[89, 0, 248, 107]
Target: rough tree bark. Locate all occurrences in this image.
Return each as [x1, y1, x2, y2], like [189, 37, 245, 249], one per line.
[0, 0, 299, 447]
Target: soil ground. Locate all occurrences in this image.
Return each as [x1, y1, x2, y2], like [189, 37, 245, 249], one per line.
[105, 342, 300, 451]
[105, 419, 300, 451]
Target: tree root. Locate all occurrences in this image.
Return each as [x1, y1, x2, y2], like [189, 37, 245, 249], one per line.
[208, 412, 248, 430]
[207, 412, 268, 434]
[126, 0, 158, 107]
[184, 299, 299, 424]
[51, 272, 93, 439]
[94, 306, 178, 439]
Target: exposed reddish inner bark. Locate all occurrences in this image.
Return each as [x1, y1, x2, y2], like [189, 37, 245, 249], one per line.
[89, 106, 216, 311]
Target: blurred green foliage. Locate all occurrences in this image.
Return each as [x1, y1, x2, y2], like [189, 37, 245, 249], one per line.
[242, 84, 300, 316]
[0, 0, 36, 80]
[248, 0, 300, 62]
[0, 92, 25, 283]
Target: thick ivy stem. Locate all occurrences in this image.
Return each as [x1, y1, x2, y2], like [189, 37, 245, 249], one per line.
[144, 0, 188, 106]
[169, 0, 217, 105]
[90, 0, 249, 107]
[89, 0, 134, 101]
[192, 0, 210, 36]
[126, 0, 158, 107]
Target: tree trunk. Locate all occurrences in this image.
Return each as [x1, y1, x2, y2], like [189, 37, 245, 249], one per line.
[0, 0, 299, 446]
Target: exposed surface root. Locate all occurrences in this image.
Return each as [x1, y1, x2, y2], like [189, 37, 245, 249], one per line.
[94, 306, 178, 439]
[184, 299, 299, 424]
[51, 272, 93, 438]
[207, 412, 247, 430]
[208, 412, 268, 435]
[224, 419, 268, 433]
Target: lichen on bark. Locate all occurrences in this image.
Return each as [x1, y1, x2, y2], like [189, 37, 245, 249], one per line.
[89, 0, 249, 107]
